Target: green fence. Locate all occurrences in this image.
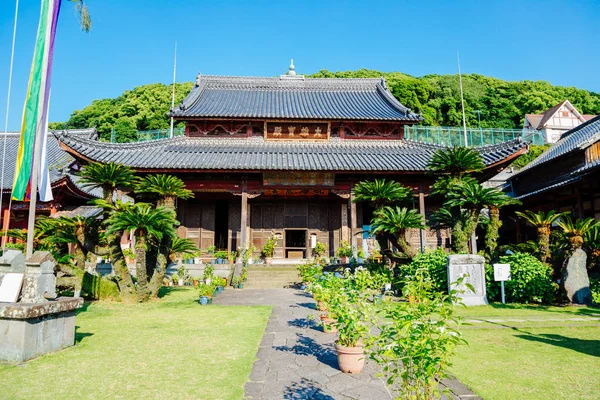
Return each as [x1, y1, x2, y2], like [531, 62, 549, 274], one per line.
[135, 128, 185, 142]
[404, 126, 545, 147]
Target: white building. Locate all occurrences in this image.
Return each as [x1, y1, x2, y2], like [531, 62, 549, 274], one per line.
[523, 100, 596, 144]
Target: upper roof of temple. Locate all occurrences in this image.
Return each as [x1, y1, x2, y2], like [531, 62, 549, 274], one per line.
[170, 73, 423, 122]
[56, 132, 526, 175]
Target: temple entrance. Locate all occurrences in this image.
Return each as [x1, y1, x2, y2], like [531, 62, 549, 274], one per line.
[285, 229, 307, 259]
[214, 201, 229, 250]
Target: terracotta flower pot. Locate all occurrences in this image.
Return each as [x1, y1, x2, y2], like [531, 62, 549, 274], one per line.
[322, 317, 337, 333]
[266, 257, 273, 265]
[317, 301, 327, 311]
[335, 342, 365, 374]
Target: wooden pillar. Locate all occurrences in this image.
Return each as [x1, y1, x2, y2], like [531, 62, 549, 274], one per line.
[340, 125, 345, 139]
[246, 124, 253, 138]
[419, 184, 426, 253]
[341, 201, 349, 243]
[240, 181, 248, 252]
[1, 208, 10, 246]
[575, 187, 584, 218]
[350, 185, 357, 257]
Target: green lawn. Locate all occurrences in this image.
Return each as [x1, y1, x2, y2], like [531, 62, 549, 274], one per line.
[0, 288, 271, 400]
[450, 304, 600, 400]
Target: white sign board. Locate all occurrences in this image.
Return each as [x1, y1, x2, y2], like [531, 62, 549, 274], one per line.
[493, 264, 511, 281]
[0, 273, 24, 303]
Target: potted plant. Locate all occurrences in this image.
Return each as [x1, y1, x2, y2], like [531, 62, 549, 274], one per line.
[194, 250, 202, 265]
[172, 274, 179, 286]
[214, 250, 228, 264]
[122, 247, 135, 264]
[336, 241, 353, 264]
[177, 265, 189, 286]
[357, 248, 365, 263]
[331, 288, 375, 374]
[198, 283, 213, 305]
[241, 244, 256, 266]
[262, 234, 278, 264]
[232, 276, 244, 289]
[241, 267, 248, 283]
[214, 276, 225, 293]
[206, 245, 216, 264]
[312, 241, 326, 259]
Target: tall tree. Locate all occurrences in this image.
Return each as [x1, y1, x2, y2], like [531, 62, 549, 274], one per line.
[353, 179, 413, 210]
[515, 210, 567, 263]
[106, 203, 177, 302]
[370, 206, 424, 259]
[135, 174, 194, 211]
[78, 162, 138, 202]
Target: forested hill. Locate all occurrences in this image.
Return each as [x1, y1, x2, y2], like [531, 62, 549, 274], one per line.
[51, 69, 600, 142]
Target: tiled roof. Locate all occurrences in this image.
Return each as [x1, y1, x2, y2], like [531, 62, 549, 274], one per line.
[514, 176, 581, 200]
[57, 132, 526, 173]
[171, 75, 422, 122]
[50, 206, 102, 219]
[525, 114, 543, 129]
[536, 100, 569, 129]
[0, 128, 98, 194]
[511, 115, 600, 177]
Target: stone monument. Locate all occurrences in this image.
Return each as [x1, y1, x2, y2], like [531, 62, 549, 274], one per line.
[562, 248, 592, 305]
[447, 254, 488, 306]
[0, 250, 83, 363]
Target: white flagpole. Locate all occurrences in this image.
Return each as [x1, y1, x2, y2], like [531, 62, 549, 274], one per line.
[169, 41, 177, 139]
[1, 0, 19, 251]
[458, 51, 469, 147]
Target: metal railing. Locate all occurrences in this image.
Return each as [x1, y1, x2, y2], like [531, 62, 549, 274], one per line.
[404, 126, 545, 147]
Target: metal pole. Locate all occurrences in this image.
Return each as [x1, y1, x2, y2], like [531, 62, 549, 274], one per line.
[26, 122, 44, 259]
[457, 52, 468, 147]
[501, 281, 505, 304]
[169, 41, 177, 139]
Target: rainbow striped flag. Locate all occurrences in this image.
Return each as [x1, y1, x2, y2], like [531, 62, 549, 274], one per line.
[12, 0, 61, 202]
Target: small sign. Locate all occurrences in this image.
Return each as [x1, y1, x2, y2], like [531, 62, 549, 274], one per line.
[493, 264, 511, 281]
[0, 273, 24, 303]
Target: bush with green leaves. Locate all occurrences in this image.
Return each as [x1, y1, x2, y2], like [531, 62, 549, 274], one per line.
[398, 249, 448, 293]
[369, 269, 466, 399]
[485, 252, 557, 303]
[297, 261, 323, 284]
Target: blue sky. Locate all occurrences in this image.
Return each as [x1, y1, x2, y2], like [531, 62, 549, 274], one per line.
[0, 0, 599, 130]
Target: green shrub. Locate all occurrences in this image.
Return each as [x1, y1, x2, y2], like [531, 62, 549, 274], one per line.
[399, 249, 448, 293]
[81, 271, 120, 301]
[591, 278, 600, 305]
[486, 252, 556, 304]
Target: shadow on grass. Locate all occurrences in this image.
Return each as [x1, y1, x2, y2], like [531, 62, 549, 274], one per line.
[75, 326, 93, 344]
[515, 333, 600, 358]
[157, 286, 179, 299]
[488, 302, 600, 316]
[274, 333, 337, 369]
[283, 378, 334, 399]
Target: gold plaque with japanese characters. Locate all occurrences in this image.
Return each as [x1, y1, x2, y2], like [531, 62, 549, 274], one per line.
[264, 121, 330, 141]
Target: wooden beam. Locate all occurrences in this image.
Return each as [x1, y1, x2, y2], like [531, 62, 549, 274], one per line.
[419, 184, 426, 253]
[350, 184, 357, 257]
[240, 181, 248, 254]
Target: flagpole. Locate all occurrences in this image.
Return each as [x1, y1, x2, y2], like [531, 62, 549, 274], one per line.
[169, 41, 177, 139]
[1, 0, 19, 251]
[457, 51, 468, 147]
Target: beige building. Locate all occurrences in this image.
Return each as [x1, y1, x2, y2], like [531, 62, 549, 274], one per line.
[524, 100, 595, 144]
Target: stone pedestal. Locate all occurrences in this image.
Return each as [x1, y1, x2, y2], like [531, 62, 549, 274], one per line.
[447, 254, 488, 306]
[0, 297, 83, 363]
[0, 250, 83, 363]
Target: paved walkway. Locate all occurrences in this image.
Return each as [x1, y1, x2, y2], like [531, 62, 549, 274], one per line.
[215, 289, 478, 400]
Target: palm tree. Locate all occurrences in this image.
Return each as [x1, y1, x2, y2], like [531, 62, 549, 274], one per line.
[556, 216, 599, 250]
[78, 162, 138, 203]
[484, 194, 521, 259]
[352, 179, 413, 210]
[370, 206, 424, 258]
[135, 174, 193, 211]
[427, 147, 485, 177]
[515, 210, 567, 263]
[170, 237, 199, 261]
[106, 203, 177, 302]
[443, 181, 508, 253]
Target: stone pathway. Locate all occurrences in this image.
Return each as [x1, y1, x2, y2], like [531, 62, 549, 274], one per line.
[214, 289, 479, 400]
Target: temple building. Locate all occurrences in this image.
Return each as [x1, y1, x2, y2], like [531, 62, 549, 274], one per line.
[57, 63, 527, 260]
[0, 129, 98, 236]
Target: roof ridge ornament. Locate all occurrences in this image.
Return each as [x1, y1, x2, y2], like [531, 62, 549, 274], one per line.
[195, 72, 202, 86]
[280, 59, 305, 80]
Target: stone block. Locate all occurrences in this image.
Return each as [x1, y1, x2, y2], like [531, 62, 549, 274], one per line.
[563, 248, 592, 305]
[447, 254, 488, 306]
